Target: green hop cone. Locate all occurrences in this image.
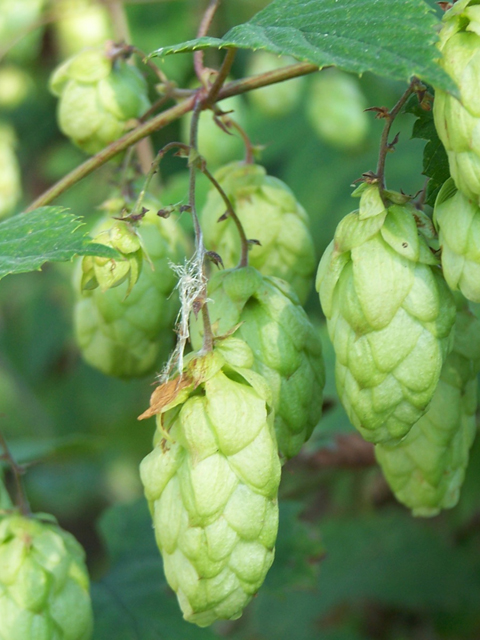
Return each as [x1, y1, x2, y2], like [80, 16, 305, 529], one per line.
[306, 69, 369, 149]
[201, 162, 316, 304]
[376, 299, 480, 517]
[53, 0, 113, 59]
[73, 200, 188, 378]
[434, 177, 480, 303]
[139, 337, 281, 627]
[246, 52, 305, 118]
[433, 0, 480, 203]
[189, 267, 326, 459]
[0, 124, 21, 219]
[0, 512, 93, 640]
[49, 45, 150, 155]
[316, 183, 456, 444]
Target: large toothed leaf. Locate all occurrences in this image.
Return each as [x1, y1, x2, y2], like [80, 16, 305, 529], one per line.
[150, 0, 457, 95]
[0, 207, 119, 280]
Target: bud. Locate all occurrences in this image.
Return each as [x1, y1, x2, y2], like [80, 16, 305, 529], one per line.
[201, 162, 316, 304]
[73, 196, 189, 378]
[306, 69, 369, 149]
[433, 0, 480, 202]
[0, 512, 93, 640]
[434, 177, 480, 303]
[376, 300, 480, 516]
[189, 267, 325, 459]
[140, 338, 280, 627]
[316, 184, 456, 444]
[49, 46, 150, 155]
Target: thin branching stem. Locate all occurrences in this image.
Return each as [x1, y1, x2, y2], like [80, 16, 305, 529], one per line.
[194, 0, 222, 82]
[0, 431, 31, 517]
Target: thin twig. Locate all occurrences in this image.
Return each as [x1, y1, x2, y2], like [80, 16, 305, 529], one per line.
[204, 48, 237, 107]
[0, 432, 31, 516]
[194, 0, 222, 82]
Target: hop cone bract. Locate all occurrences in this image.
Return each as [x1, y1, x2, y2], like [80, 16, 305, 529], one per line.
[316, 184, 456, 444]
[433, 0, 480, 203]
[49, 46, 150, 155]
[74, 201, 188, 378]
[0, 513, 93, 640]
[189, 267, 325, 459]
[140, 338, 280, 627]
[434, 177, 480, 303]
[376, 300, 480, 516]
[200, 162, 316, 304]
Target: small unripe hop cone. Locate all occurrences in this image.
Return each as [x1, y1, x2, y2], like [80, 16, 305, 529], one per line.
[0, 512, 93, 640]
[139, 338, 281, 627]
[433, 0, 480, 203]
[189, 266, 326, 460]
[316, 184, 456, 444]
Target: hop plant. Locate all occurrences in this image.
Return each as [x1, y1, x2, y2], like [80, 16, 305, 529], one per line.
[306, 69, 369, 149]
[0, 124, 21, 219]
[376, 300, 480, 517]
[0, 512, 93, 640]
[73, 198, 188, 378]
[189, 266, 326, 459]
[434, 178, 480, 303]
[316, 183, 456, 444]
[433, 0, 480, 203]
[49, 45, 150, 155]
[53, 0, 113, 59]
[139, 337, 281, 627]
[201, 162, 316, 304]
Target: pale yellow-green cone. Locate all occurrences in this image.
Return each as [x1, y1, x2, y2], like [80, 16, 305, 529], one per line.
[0, 512, 93, 640]
[73, 199, 188, 378]
[53, 0, 113, 59]
[200, 162, 316, 304]
[434, 177, 480, 303]
[433, 0, 480, 203]
[306, 69, 369, 149]
[189, 267, 325, 460]
[376, 300, 480, 517]
[140, 338, 280, 627]
[49, 45, 150, 155]
[0, 124, 21, 219]
[316, 184, 456, 444]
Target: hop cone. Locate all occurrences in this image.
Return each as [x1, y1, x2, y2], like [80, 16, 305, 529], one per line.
[200, 162, 316, 304]
[49, 45, 150, 155]
[316, 184, 456, 444]
[74, 201, 188, 378]
[140, 338, 281, 627]
[189, 267, 325, 459]
[376, 300, 480, 516]
[0, 124, 21, 219]
[433, 0, 480, 203]
[0, 513, 93, 640]
[434, 178, 480, 303]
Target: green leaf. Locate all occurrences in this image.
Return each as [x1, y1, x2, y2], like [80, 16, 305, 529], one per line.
[150, 0, 457, 94]
[0, 207, 119, 280]
[404, 91, 450, 206]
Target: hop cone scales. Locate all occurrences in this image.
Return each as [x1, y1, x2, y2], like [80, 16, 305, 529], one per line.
[316, 184, 456, 444]
[74, 203, 188, 378]
[189, 266, 326, 459]
[200, 162, 316, 304]
[376, 300, 480, 516]
[434, 178, 480, 303]
[49, 45, 150, 155]
[0, 513, 93, 640]
[140, 338, 281, 627]
[433, 0, 480, 203]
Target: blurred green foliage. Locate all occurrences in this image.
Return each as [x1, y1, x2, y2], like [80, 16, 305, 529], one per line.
[0, 1, 479, 639]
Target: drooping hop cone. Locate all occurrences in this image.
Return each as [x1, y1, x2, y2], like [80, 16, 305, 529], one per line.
[376, 300, 480, 517]
[189, 267, 326, 459]
[434, 178, 480, 303]
[74, 202, 188, 378]
[200, 162, 316, 304]
[0, 513, 93, 640]
[49, 45, 150, 155]
[139, 338, 281, 627]
[433, 0, 480, 203]
[316, 184, 456, 444]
